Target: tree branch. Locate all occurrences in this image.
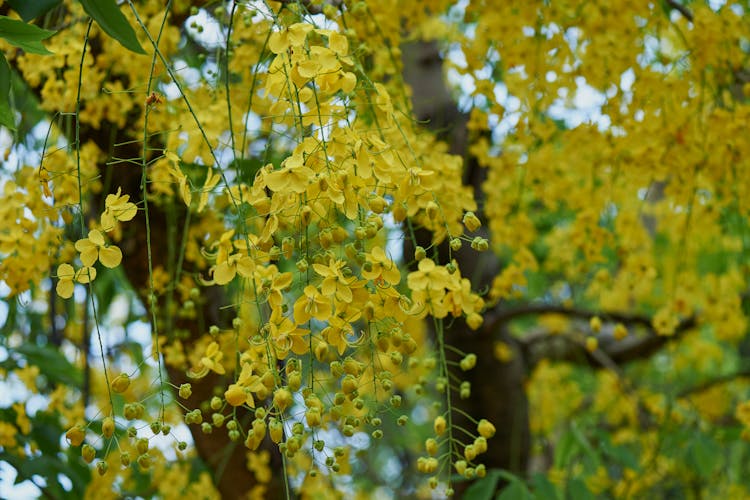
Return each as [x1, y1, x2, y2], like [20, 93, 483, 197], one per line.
[484, 303, 697, 368]
[275, 0, 342, 15]
[677, 369, 750, 398]
[665, 0, 693, 22]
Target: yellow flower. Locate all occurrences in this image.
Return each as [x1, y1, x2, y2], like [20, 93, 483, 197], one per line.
[75, 230, 122, 268]
[268, 308, 309, 358]
[263, 155, 314, 194]
[255, 265, 293, 309]
[189, 342, 226, 378]
[0, 422, 18, 448]
[407, 258, 454, 291]
[313, 257, 357, 303]
[653, 307, 679, 335]
[293, 285, 332, 324]
[322, 315, 354, 355]
[328, 31, 348, 56]
[268, 23, 313, 54]
[362, 246, 401, 285]
[55, 263, 76, 298]
[13, 403, 30, 435]
[100, 187, 137, 231]
[75, 266, 97, 284]
[224, 363, 263, 407]
[198, 169, 221, 213]
[213, 252, 255, 285]
[57, 263, 97, 298]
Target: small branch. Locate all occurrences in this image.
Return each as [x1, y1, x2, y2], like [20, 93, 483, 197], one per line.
[677, 368, 750, 398]
[665, 0, 693, 22]
[483, 303, 656, 334]
[485, 302, 698, 368]
[276, 0, 343, 15]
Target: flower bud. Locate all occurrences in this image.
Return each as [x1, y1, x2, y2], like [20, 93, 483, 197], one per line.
[111, 374, 130, 393]
[463, 211, 481, 232]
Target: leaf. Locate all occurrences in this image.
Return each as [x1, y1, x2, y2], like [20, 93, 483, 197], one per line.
[76, 0, 146, 54]
[463, 469, 502, 500]
[688, 436, 722, 479]
[496, 480, 532, 500]
[7, 0, 62, 22]
[15, 343, 82, 387]
[570, 423, 600, 466]
[0, 53, 14, 129]
[530, 473, 559, 500]
[554, 430, 578, 468]
[596, 431, 640, 470]
[0, 16, 55, 54]
[567, 477, 595, 500]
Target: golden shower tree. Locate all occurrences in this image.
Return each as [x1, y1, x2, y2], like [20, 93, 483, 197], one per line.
[1, 0, 750, 498]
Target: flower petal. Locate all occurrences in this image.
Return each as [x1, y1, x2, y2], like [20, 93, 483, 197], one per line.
[99, 245, 122, 268]
[56, 279, 74, 299]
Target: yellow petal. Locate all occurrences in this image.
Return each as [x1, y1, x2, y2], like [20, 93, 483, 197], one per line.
[100, 212, 116, 231]
[236, 257, 255, 278]
[225, 384, 249, 407]
[79, 247, 99, 268]
[114, 202, 137, 221]
[56, 279, 74, 299]
[57, 263, 75, 279]
[99, 245, 123, 268]
[88, 230, 105, 246]
[213, 261, 235, 285]
[341, 71, 357, 93]
[273, 272, 293, 290]
[264, 169, 291, 192]
[180, 177, 192, 207]
[268, 30, 288, 54]
[287, 23, 313, 47]
[296, 59, 320, 79]
[75, 266, 97, 284]
[328, 32, 348, 55]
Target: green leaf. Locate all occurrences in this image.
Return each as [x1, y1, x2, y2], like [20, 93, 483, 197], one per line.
[688, 436, 722, 479]
[0, 53, 14, 129]
[496, 480, 532, 500]
[0, 16, 54, 54]
[463, 469, 502, 500]
[530, 473, 559, 500]
[7, 0, 62, 22]
[570, 423, 600, 466]
[554, 430, 578, 468]
[567, 477, 595, 500]
[596, 431, 640, 470]
[77, 0, 146, 54]
[15, 343, 83, 387]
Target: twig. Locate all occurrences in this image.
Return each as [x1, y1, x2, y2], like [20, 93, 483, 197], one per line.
[485, 302, 698, 367]
[677, 369, 750, 398]
[665, 0, 693, 22]
[276, 0, 343, 16]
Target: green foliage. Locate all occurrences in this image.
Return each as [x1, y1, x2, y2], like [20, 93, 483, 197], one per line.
[77, 0, 146, 54]
[7, 0, 62, 22]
